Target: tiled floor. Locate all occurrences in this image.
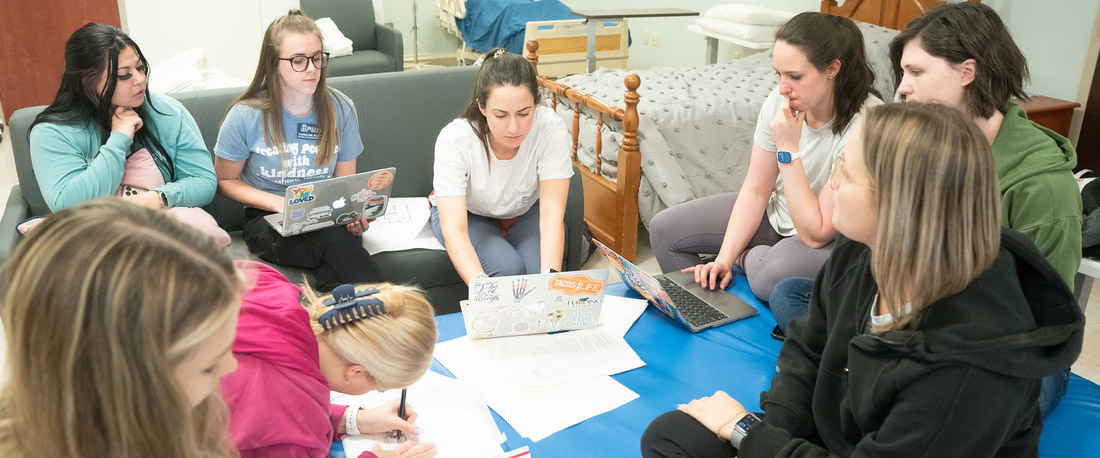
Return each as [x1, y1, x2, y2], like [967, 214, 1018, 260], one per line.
[0, 129, 1097, 385]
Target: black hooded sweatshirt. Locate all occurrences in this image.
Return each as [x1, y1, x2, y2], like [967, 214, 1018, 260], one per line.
[742, 228, 1084, 458]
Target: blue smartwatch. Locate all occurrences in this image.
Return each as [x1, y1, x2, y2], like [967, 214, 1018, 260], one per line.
[777, 150, 801, 163]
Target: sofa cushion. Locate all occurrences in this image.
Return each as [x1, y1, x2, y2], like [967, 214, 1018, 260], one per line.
[326, 50, 400, 78]
[375, 249, 463, 289]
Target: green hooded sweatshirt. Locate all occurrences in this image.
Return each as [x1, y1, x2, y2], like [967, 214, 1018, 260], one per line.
[991, 102, 1082, 287]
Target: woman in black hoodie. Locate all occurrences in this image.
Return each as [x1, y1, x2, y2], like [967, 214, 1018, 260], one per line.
[641, 102, 1084, 458]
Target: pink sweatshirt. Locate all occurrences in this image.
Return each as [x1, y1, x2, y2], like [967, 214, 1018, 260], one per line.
[222, 261, 376, 458]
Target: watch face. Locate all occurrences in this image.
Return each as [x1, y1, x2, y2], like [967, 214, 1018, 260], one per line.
[777, 151, 792, 163]
[737, 413, 762, 432]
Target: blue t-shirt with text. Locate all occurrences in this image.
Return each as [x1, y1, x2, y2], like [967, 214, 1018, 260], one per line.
[214, 91, 363, 195]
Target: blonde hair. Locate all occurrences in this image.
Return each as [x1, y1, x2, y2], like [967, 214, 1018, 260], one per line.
[860, 103, 1001, 330]
[302, 283, 438, 391]
[232, 9, 345, 167]
[0, 200, 243, 458]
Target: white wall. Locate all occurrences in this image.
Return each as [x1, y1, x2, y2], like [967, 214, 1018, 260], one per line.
[120, 0, 298, 82]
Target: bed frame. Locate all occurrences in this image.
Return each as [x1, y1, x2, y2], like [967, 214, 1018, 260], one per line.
[526, 0, 972, 262]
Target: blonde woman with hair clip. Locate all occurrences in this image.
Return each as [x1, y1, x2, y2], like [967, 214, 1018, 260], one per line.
[641, 103, 1084, 458]
[0, 199, 242, 458]
[214, 9, 381, 291]
[220, 261, 438, 458]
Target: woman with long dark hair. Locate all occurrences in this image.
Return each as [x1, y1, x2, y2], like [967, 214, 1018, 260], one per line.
[30, 23, 216, 213]
[430, 48, 573, 282]
[648, 13, 881, 302]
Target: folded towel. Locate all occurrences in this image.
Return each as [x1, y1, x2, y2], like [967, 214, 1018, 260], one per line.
[316, 17, 354, 57]
[696, 18, 779, 43]
[703, 4, 796, 26]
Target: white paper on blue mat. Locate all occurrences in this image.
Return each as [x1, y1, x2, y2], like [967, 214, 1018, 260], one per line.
[332, 370, 505, 458]
[361, 197, 445, 255]
[598, 295, 649, 338]
[484, 375, 639, 441]
[434, 334, 642, 441]
[435, 329, 645, 386]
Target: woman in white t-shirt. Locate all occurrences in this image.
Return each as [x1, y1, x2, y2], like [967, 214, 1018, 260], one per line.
[649, 12, 881, 301]
[431, 48, 574, 282]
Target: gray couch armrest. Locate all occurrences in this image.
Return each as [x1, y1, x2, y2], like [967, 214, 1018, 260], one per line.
[0, 185, 30, 264]
[375, 23, 404, 72]
[563, 165, 586, 271]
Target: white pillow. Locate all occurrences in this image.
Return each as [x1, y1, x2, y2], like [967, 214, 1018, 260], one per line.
[696, 18, 779, 43]
[202, 67, 248, 90]
[149, 47, 206, 94]
[703, 4, 796, 26]
[316, 17, 354, 57]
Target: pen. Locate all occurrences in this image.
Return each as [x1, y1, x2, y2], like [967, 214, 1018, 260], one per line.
[397, 388, 407, 440]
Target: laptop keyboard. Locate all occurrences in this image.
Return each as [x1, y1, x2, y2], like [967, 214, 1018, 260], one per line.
[656, 277, 729, 327]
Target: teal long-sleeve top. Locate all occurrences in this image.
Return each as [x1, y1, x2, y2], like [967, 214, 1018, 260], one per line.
[29, 92, 216, 211]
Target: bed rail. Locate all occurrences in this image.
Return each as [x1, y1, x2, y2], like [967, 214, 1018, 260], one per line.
[526, 40, 642, 261]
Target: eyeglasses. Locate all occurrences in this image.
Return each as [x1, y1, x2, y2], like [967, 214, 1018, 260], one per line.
[279, 52, 330, 72]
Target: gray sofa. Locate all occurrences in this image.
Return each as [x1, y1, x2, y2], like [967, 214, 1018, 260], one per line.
[301, 0, 403, 76]
[0, 66, 588, 314]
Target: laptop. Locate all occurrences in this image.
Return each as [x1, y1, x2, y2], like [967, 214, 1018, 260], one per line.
[593, 239, 757, 332]
[265, 167, 396, 236]
[461, 269, 610, 339]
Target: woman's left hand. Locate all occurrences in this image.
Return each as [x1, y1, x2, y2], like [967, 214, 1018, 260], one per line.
[357, 398, 420, 436]
[770, 96, 806, 154]
[677, 390, 749, 441]
[346, 217, 371, 237]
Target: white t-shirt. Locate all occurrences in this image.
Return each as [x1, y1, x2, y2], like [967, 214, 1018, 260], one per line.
[753, 87, 882, 236]
[432, 106, 574, 219]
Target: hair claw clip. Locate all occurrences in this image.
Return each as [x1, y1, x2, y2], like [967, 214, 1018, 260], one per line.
[319, 284, 386, 331]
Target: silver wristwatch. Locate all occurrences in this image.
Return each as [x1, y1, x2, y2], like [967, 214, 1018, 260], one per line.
[730, 412, 761, 448]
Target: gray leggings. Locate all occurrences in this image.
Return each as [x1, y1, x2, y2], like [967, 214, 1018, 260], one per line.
[430, 202, 542, 276]
[649, 191, 834, 301]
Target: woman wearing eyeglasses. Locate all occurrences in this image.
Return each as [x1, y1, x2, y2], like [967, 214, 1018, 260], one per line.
[215, 9, 381, 290]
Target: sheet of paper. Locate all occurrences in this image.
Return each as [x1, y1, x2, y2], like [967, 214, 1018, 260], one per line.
[436, 329, 645, 386]
[481, 375, 639, 441]
[598, 295, 649, 338]
[434, 333, 643, 441]
[361, 197, 445, 255]
[333, 371, 505, 458]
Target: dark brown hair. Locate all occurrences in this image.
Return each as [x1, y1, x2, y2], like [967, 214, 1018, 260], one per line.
[460, 48, 541, 167]
[775, 12, 879, 135]
[889, 2, 1028, 118]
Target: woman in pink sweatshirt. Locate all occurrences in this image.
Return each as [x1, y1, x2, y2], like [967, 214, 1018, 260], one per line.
[221, 262, 438, 458]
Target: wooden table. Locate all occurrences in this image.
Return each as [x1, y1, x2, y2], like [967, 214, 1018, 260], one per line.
[1015, 95, 1080, 137]
[572, 8, 699, 72]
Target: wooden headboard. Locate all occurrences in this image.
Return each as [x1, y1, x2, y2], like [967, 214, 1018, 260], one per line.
[820, 0, 980, 30]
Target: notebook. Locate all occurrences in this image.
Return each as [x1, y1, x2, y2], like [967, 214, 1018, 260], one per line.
[593, 239, 757, 332]
[264, 167, 396, 236]
[461, 269, 610, 339]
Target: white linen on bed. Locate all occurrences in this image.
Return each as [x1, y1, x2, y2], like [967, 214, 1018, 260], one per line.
[547, 22, 900, 227]
[703, 4, 796, 25]
[695, 18, 779, 43]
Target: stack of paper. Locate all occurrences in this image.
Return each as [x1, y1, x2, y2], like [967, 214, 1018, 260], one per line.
[361, 197, 445, 254]
[333, 371, 506, 457]
[434, 296, 650, 441]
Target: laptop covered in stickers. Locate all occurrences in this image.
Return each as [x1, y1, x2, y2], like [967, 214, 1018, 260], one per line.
[264, 167, 397, 236]
[592, 239, 757, 332]
[461, 269, 610, 339]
